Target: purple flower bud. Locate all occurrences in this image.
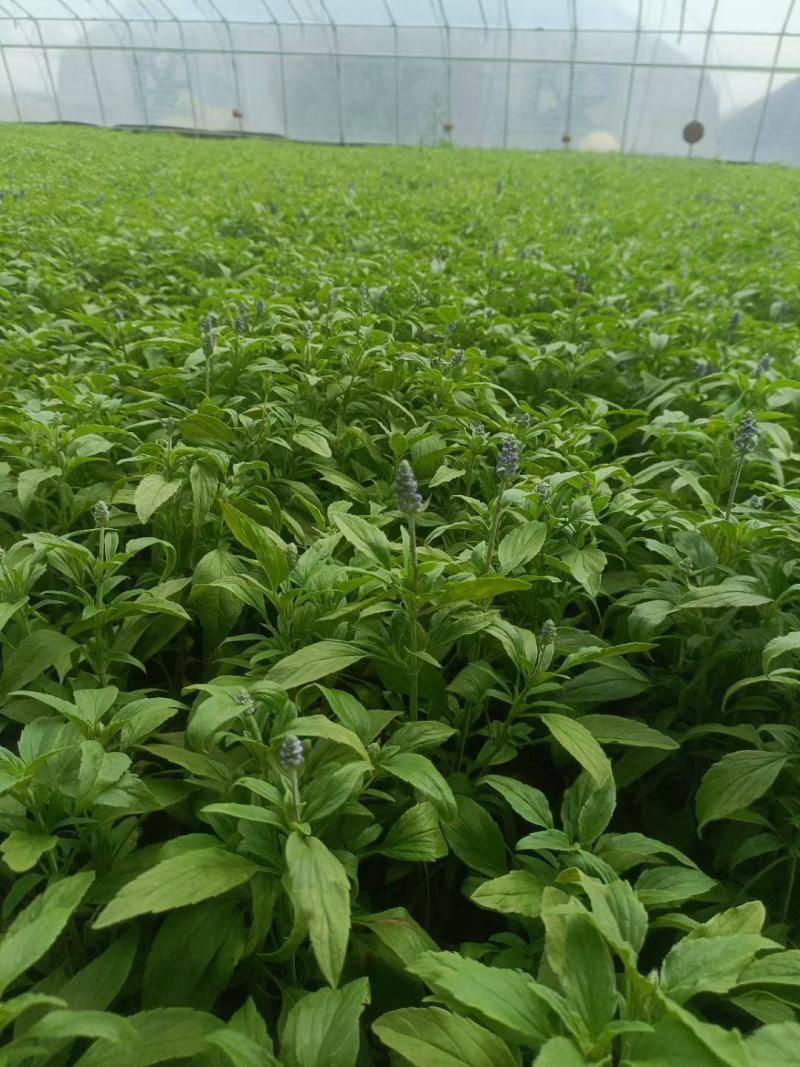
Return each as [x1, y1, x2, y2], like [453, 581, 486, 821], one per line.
[279, 734, 304, 771]
[395, 460, 422, 513]
[733, 411, 758, 454]
[496, 436, 519, 478]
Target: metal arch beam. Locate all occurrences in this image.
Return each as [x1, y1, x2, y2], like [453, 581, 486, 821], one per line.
[434, 0, 451, 133]
[0, 0, 21, 119]
[260, 0, 289, 138]
[689, 0, 720, 158]
[12, 0, 62, 120]
[203, 0, 244, 129]
[105, 0, 150, 127]
[58, 0, 107, 125]
[750, 0, 797, 163]
[381, 0, 399, 143]
[620, 0, 643, 153]
[502, 0, 511, 147]
[318, 0, 344, 143]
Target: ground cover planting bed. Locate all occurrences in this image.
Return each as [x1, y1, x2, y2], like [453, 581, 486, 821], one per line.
[1, 125, 800, 1065]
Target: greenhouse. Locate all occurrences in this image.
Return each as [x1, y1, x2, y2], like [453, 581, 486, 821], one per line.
[0, 0, 799, 162]
[2, 1, 800, 1064]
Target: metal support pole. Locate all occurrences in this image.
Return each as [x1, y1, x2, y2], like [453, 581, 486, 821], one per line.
[620, 0, 643, 153]
[14, 1, 61, 120]
[261, 0, 289, 138]
[565, 0, 577, 139]
[502, 0, 511, 147]
[319, 0, 344, 144]
[105, 0, 149, 127]
[175, 17, 199, 130]
[205, 0, 244, 132]
[435, 0, 451, 133]
[382, 0, 399, 144]
[58, 0, 106, 125]
[0, 2, 21, 120]
[690, 0, 720, 157]
[750, 0, 796, 163]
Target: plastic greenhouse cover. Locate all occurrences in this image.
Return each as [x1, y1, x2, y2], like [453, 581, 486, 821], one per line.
[1, 0, 800, 167]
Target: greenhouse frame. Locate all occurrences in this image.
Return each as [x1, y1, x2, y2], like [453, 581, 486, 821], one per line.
[1, 0, 800, 164]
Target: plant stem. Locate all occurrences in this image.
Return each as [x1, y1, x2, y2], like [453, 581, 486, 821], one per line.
[408, 513, 419, 722]
[484, 471, 507, 570]
[784, 853, 797, 923]
[725, 453, 746, 522]
[290, 769, 301, 820]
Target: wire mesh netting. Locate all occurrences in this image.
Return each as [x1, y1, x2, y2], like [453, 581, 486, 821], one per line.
[1, 0, 799, 163]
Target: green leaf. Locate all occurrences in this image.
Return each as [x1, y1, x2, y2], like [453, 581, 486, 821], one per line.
[379, 802, 447, 862]
[331, 511, 393, 567]
[134, 473, 182, 524]
[623, 997, 751, 1066]
[661, 934, 776, 1004]
[746, 1021, 800, 1066]
[201, 803, 284, 828]
[498, 521, 547, 571]
[18, 466, 61, 511]
[57, 928, 139, 1011]
[267, 641, 366, 689]
[93, 848, 256, 929]
[285, 833, 351, 987]
[763, 633, 800, 673]
[382, 751, 456, 820]
[0, 629, 77, 697]
[540, 713, 612, 786]
[75, 1007, 221, 1066]
[442, 795, 506, 878]
[429, 465, 464, 488]
[285, 714, 369, 761]
[281, 977, 370, 1067]
[736, 948, 800, 990]
[635, 867, 716, 908]
[676, 577, 772, 611]
[26, 1008, 138, 1045]
[294, 427, 332, 457]
[480, 774, 553, 828]
[561, 546, 607, 598]
[580, 714, 679, 751]
[0, 829, 58, 872]
[696, 751, 789, 832]
[579, 876, 648, 964]
[534, 1037, 591, 1066]
[470, 871, 545, 919]
[439, 577, 529, 603]
[205, 1028, 281, 1067]
[191, 549, 244, 653]
[143, 898, 246, 1010]
[358, 908, 438, 965]
[372, 1007, 518, 1067]
[0, 871, 95, 997]
[559, 914, 616, 1040]
[408, 950, 551, 1047]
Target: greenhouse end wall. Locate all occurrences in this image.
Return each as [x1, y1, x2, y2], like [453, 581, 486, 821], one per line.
[1, 5, 800, 165]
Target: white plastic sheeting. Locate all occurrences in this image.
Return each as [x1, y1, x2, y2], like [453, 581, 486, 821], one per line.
[1, 1, 799, 163]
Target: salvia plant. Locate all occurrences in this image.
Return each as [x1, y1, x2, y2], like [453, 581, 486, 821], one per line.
[0, 125, 798, 1066]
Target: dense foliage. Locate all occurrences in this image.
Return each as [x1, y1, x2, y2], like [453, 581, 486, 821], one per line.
[1, 125, 800, 1065]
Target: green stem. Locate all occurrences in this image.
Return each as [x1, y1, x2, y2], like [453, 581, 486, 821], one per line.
[725, 453, 746, 522]
[408, 513, 419, 723]
[484, 471, 507, 570]
[290, 769, 301, 820]
[784, 853, 798, 924]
